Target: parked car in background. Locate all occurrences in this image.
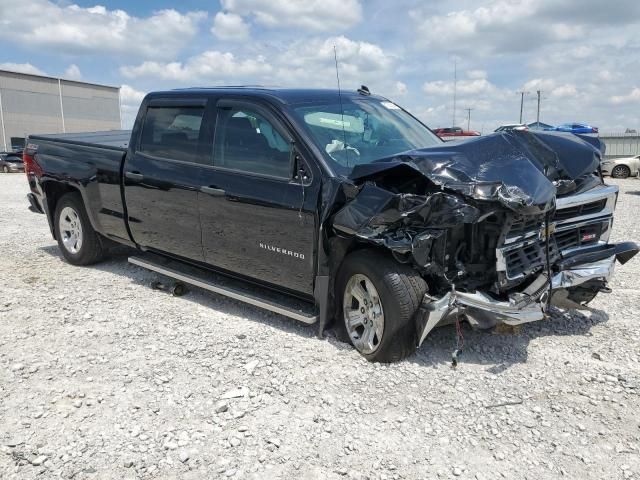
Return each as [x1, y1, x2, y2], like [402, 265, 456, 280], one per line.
[546, 123, 598, 134]
[601, 155, 640, 178]
[494, 124, 529, 132]
[0, 151, 24, 173]
[433, 126, 481, 141]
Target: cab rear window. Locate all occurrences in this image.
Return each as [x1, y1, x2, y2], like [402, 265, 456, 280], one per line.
[139, 106, 206, 164]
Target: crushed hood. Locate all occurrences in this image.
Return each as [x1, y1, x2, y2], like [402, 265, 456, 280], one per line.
[348, 131, 604, 213]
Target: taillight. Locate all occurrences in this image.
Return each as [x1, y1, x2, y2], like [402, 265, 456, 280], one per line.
[23, 144, 43, 178]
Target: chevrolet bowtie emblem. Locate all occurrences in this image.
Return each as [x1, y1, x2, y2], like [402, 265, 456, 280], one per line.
[539, 222, 556, 240]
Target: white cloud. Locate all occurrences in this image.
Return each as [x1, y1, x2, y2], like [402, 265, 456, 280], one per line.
[119, 85, 147, 129]
[394, 81, 408, 96]
[121, 35, 395, 93]
[410, 0, 607, 54]
[220, 0, 362, 31]
[280, 36, 393, 80]
[64, 64, 82, 80]
[121, 51, 273, 82]
[423, 78, 497, 97]
[611, 88, 640, 105]
[120, 84, 146, 104]
[212, 12, 250, 41]
[0, 0, 206, 59]
[0, 62, 45, 76]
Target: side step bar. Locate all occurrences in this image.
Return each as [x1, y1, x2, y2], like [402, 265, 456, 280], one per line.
[128, 254, 318, 325]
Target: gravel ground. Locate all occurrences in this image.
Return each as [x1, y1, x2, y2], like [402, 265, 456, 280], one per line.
[1, 173, 639, 480]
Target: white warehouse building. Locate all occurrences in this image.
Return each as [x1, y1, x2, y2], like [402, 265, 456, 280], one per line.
[0, 69, 121, 151]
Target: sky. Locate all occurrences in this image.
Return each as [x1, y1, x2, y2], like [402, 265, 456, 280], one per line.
[0, 0, 639, 132]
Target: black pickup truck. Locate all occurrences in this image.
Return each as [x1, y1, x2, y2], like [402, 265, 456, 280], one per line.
[24, 86, 638, 362]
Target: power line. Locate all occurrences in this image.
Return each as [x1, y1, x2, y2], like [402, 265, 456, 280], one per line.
[464, 107, 474, 131]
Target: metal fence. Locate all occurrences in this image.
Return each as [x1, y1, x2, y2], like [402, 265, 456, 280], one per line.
[598, 132, 640, 160]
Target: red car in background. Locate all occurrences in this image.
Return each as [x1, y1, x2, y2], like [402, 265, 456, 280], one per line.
[433, 126, 481, 141]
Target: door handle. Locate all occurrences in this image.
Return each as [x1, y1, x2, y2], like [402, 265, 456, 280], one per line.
[125, 171, 144, 181]
[200, 186, 226, 196]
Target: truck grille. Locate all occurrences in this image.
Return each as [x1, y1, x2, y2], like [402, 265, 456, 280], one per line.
[554, 222, 605, 251]
[495, 185, 619, 290]
[553, 199, 607, 221]
[507, 214, 545, 237]
[502, 219, 608, 280]
[502, 239, 559, 280]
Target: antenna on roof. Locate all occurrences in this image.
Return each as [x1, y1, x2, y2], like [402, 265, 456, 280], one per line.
[333, 45, 350, 166]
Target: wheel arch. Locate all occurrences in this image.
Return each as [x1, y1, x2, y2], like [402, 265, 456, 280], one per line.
[42, 182, 98, 239]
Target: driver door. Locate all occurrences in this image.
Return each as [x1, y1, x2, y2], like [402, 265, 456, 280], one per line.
[197, 99, 319, 296]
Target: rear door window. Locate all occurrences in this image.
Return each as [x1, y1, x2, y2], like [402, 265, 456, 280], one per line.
[139, 106, 207, 164]
[213, 107, 291, 178]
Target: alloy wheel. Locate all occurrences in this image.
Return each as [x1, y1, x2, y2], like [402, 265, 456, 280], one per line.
[343, 273, 385, 354]
[59, 206, 83, 254]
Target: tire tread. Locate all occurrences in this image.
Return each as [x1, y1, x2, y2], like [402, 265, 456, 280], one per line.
[337, 249, 427, 362]
[54, 192, 104, 266]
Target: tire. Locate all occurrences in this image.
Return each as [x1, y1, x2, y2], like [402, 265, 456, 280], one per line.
[336, 249, 428, 362]
[2, 166, 8, 173]
[54, 192, 105, 265]
[611, 165, 630, 179]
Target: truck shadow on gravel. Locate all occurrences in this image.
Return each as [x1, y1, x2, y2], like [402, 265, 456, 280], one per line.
[39, 245, 320, 341]
[40, 245, 610, 368]
[412, 307, 609, 370]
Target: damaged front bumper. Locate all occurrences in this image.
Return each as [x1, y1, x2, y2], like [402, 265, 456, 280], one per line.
[416, 241, 639, 345]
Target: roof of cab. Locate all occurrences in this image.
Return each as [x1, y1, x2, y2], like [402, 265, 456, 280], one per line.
[148, 86, 386, 105]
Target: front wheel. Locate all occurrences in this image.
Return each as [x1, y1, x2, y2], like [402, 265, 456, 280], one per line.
[54, 192, 105, 265]
[336, 250, 427, 362]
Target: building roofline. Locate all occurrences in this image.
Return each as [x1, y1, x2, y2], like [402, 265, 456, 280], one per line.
[0, 69, 120, 90]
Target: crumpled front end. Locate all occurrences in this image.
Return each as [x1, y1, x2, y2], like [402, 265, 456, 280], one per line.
[415, 242, 638, 345]
[327, 131, 639, 344]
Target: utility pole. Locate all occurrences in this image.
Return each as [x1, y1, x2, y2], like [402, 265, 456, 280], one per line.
[452, 58, 457, 128]
[464, 107, 473, 131]
[517, 91, 529, 124]
[536, 90, 542, 125]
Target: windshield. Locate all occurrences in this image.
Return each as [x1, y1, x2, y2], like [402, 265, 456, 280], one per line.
[290, 97, 440, 176]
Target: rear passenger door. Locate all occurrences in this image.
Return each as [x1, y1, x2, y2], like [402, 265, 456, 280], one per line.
[124, 98, 213, 261]
[197, 99, 319, 296]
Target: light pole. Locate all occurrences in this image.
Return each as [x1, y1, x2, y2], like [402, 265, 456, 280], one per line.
[464, 107, 473, 132]
[517, 91, 529, 124]
[536, 90, 542, 125]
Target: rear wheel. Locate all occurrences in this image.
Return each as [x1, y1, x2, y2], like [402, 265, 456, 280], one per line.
[611, 165, 630, 179]
[336, 250, 427, 362]
[2, 166, 8, 173]
[54, 192, 105, 265]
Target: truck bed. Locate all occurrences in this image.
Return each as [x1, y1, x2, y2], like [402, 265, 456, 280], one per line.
[29, 130, 131, 150]
[27, 130, 131, 243]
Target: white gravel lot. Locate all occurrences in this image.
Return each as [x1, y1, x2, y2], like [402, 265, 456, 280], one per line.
[0, 172, 639, 480]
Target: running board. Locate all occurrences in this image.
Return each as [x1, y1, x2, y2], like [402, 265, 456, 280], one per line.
[129, 254, 318, 325]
